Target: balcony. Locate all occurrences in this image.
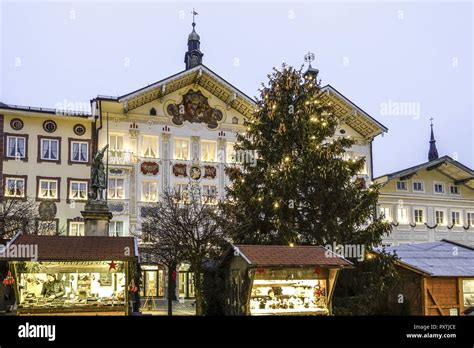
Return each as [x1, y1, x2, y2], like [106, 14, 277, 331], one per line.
[108, 150, 137, 166]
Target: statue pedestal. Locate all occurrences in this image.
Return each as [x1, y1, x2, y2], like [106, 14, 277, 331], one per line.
[81, 201, 113, 237]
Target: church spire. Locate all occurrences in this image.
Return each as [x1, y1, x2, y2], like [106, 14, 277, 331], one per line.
[184, 9, 203, 70]
[428, 118, 439, 161]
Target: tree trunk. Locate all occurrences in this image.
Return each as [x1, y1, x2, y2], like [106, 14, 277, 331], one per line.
[192, 264, 204, 316]
[167, 262, 177, 316]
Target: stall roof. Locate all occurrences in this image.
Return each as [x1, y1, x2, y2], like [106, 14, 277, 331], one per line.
[233, 245, 353, 268]
[2, 234, 138, 261]
[376, 240, 474, 277]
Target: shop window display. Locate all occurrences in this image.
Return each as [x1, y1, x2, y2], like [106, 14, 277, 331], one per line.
[249, 268, 329, 315]
[15, 261, 126, 312]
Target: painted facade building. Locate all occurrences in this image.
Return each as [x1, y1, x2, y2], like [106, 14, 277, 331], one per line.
[0, 21, 387, 300]
[0, 104, 94, 236]
[375, 124, 474, 246]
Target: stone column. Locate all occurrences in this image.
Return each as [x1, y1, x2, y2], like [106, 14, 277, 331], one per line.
[81, 202, 113, 236]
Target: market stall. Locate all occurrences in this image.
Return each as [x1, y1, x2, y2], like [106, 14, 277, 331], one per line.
[3, 233, 139, 316]
[224, 244, 353, 316]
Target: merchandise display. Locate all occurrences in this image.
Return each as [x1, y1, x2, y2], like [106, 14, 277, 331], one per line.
[250, 278, 328, 315]
[14, 261, 126, 314]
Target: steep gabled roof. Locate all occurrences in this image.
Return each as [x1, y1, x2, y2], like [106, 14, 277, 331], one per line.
[96, 64, 256, 118]
[320, 85, 388, 139]
[374, 155, 474, 190]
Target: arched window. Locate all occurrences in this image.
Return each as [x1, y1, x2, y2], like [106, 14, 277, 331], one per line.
[150, 108, 157, 116]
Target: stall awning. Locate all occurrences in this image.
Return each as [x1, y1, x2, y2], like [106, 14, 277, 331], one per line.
[233, 245, 353, 268]
[1, 234, 138, 261]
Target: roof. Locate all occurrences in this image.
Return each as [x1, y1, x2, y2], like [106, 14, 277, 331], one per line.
[233, 244, 353, 268]
[2, 234, 138, 261]
[0, 102, 91, 117]
[95, 64, 256, 118]
[374, 155, 474, 189]
[321, 85, 388, 139]
[376, 239, 474, 277]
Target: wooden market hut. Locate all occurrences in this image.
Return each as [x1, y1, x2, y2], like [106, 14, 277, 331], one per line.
[223, 244, 353, 316]
[374, 239, 474, 316]
[2, 233, 139, 316]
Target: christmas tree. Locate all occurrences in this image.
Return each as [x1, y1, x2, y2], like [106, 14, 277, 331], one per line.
[225, 63, 390, 247]
[223, 62, 397, 314]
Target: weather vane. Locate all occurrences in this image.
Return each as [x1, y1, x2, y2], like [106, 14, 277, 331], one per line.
[304, 52, 315, 66]
[429, 117, 434, 126]
[191, 8, 198, 26]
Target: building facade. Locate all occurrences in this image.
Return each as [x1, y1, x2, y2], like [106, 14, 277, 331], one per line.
[375, 124, 474, 246]
[0, 104, 94, 236]
[0, 21, 387, 300]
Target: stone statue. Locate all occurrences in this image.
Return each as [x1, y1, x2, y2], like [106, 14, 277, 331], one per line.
[89, 145, 108, 202]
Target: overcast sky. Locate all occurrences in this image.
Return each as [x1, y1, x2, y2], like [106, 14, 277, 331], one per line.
[1, 0, 472, 176]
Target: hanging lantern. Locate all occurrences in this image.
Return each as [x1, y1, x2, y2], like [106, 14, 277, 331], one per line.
[3, 271, 14, 285]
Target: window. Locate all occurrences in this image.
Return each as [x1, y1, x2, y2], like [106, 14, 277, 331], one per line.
[6, 135, 26, 159]
[38, 179, 58, 199]
[71, 141, 88, 162]
[202, 185, 218, 204]
[463, 280, 474, 307]
[110, 134, 124, 158]
[142, 181, 158, 202]
[43, 120, 57, 133]
[69, 181, 88, 201]
[73, 124, 86, 136]
[142, 135, 158, 158]
[380, 207, 391, 221]
[434, 182, 445, 194]
[451, 211, 461, 226]
[467, 212, 474, 226]
[450, 185, 460, 195]
[40, 138, 59, 161]
[414, 209, 424, 223]
[69, 222, 84, 236]
[201, 141, 217, 162]
[226, 142, 236, 163]
[109, 221, 124, 237]
[413, 181, 424, 192]
[396, 181, 407, 191]
[435, 210, 445, 225]
[5, 177, 25, 198]
[108, 178, 124, 199]
[397, 207, 408, 224]
[174, 138, 189, 160]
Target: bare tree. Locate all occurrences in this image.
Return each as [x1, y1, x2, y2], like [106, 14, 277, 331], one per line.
[0, 198, 61, 238]
[141, 184, 226, 315]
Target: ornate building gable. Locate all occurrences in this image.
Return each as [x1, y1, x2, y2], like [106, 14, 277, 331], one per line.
[320, 85, 387, 141]
[375, 155, 474, 191]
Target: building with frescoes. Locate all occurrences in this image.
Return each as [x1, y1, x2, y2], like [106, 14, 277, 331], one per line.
[90, 20, 387, 299]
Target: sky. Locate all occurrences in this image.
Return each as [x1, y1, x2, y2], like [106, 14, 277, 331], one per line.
[0, 0, 472, 176]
